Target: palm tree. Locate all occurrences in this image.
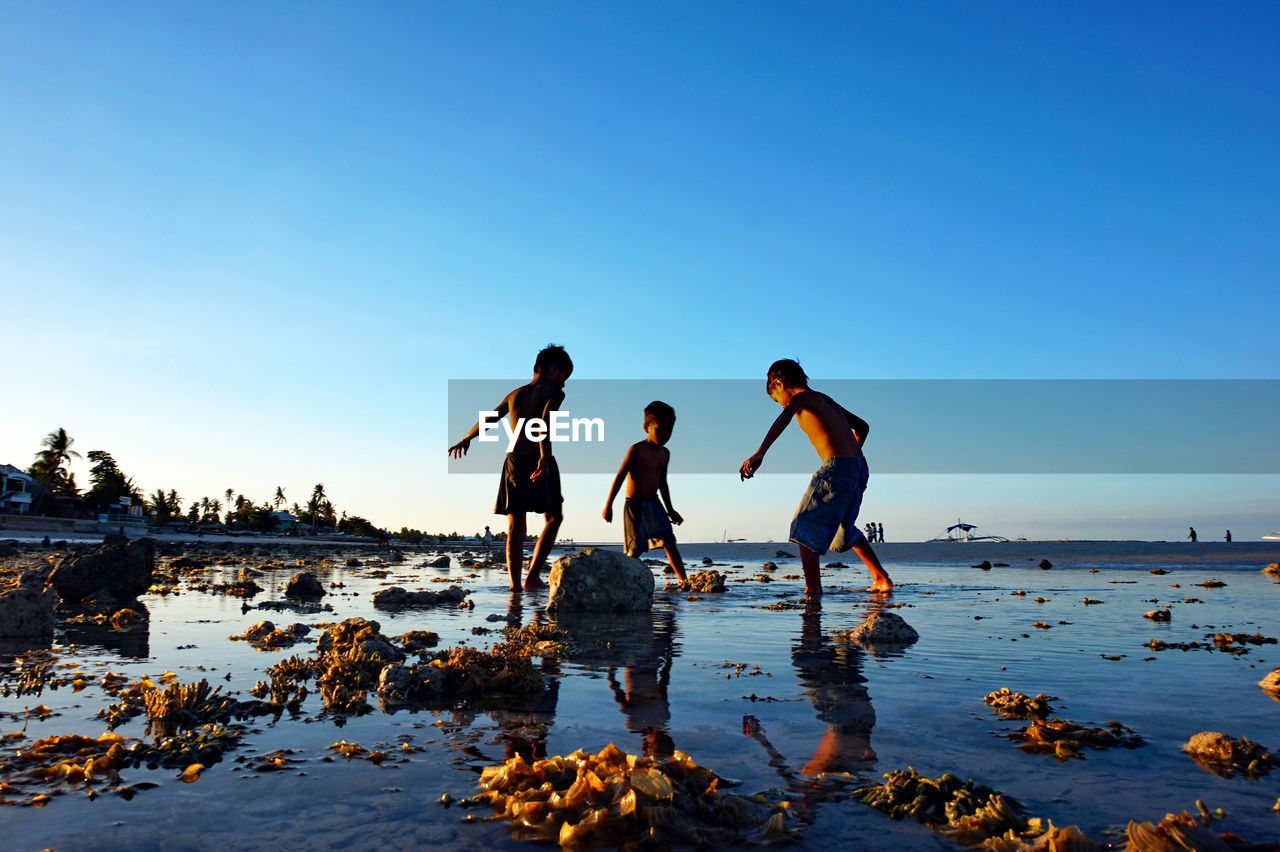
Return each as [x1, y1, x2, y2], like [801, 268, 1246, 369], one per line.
[309, 483, 326, 531]
[210, 498, 222, 524]
[30, 427, 82, 498]
[225, 488, 234, 510]
[273, 486, 287, 510]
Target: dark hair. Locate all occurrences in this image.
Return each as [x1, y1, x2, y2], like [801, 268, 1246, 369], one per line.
[644, 400, 676, 431]
[767, 358, 808, 389]
[534, 344, 573, 375]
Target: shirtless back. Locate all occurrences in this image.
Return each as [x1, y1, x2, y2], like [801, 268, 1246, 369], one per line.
[502, 382, 566, 457]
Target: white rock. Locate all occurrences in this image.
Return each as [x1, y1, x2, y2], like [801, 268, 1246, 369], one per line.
[547, 548, 654, 613]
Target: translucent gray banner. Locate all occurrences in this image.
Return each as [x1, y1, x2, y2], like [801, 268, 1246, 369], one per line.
[447, 379, 1280, 474]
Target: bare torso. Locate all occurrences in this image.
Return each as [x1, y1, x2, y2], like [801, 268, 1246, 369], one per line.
[503, 382, 564, 456]
[791, 390, 862, 461]
[625, 441, 667, 498]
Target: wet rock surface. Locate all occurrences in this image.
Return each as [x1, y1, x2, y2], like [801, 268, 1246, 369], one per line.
[840, 610, 919, 651]
[546, 548, 654, 613]
[48, 536, 155, 603]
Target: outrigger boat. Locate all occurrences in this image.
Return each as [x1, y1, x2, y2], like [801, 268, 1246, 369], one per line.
[1264, 531, 1280, 541]
[928, 520, 1009, 543]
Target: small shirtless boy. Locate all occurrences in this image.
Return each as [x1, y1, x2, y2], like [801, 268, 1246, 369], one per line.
[449, 344, 572, 591]
[603, 401, 688, 583]
[739, 359, 893, 596]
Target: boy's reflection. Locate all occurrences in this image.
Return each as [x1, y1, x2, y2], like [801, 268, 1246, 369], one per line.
[491, 591, 561, 762]
[606, 606, 678, 757]
[743, 602, 875, 817]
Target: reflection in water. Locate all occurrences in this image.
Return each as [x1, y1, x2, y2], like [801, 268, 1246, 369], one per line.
[744, 601, 875, 821]
[552, 603, 681, 758]
[489, 592, 561, 762]
[57, 609, 152, 659]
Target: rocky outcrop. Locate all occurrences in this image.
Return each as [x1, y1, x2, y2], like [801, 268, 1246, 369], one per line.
[547, 548, 654, 613]
[424, 556, 451, 568]
[0, 581, 56, 640]
[284, 572, 326, 598]
[48, 536, 156, 602]
[371, 585, 469, 609]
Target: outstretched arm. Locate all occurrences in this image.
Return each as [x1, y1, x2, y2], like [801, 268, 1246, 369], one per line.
[449, 396, 510, 458]
[602, 449, 632, 523]
[740, 402, 798, 480]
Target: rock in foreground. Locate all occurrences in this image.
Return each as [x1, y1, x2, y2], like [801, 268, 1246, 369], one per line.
[547, 548, 654, 613]
[842, 610, 919, 651]
[372, 585, 470, 609]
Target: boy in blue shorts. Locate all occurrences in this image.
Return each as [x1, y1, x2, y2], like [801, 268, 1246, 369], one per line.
[740, 359, 893, 597]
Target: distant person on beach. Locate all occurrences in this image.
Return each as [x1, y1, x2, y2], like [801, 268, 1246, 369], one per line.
[449, 344, 573, 592]
[603, 401, 688, 583]
[482, 525, 494, 555]
[1225, 530, 1231, 543]
[864, 522, 875, 543]
[740, 359, 893, 595]
[877, 522, 884, 543]
[1188, 526, 1197, 543]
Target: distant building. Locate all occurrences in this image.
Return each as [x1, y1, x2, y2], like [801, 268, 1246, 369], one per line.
[273, 511, 304, 530]
[1, 464, 35, 515]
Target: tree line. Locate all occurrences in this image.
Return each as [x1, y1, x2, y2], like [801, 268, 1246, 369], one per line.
[16, 427, 489, 543]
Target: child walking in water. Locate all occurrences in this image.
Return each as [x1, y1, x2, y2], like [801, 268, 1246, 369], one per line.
[740, 359, 893, 596]
[449, 344, 572, 592]
[603, 401, 688, 583]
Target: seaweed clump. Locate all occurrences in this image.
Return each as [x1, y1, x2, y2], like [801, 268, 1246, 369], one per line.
[667, 571, 726, 593]
[855, 768, 1032, 844]
[1124, 809, 1280, 852]
[1008, 719, 1144, 761]
[468, 742, 800, 846]
[984, 689, 1056, 721]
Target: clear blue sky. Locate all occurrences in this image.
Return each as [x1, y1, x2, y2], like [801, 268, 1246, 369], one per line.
[3, 2, 1277, 541]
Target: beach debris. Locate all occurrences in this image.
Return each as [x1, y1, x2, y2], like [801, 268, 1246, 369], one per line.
[1082, 598, 1103, 605]
[985, 689, 1056, 720]
[1182, 731, 1276, 779]
[230, 620, 309, 650]
[468, 743, 800, 846]
[284, 572, 326, 599]
[1008, 719, 1144, 761]
[1038, 559, 1052, 570]
[1197, 579, 1227, 588]
[1258, 668, 1280, 700]
[1144, 609, 1172, 622]
[501, 622, 570, 658]
[1263, 563, 1280, 577]
[371, 585, 469, 609]
[1150, 568, 1169, 575]
[547, 548, 655, 613]
[666, 570, 726, 594]
[1211, 632, 1277, 653]
[839, 611, 919, 652]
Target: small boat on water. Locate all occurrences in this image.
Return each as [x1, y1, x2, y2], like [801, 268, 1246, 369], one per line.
[928, 520, 1009, 543]
[1264, 531, 1280, 541]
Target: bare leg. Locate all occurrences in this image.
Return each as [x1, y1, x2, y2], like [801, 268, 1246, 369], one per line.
[800, 545, 823, 597]
[524, 510, 562, 590]
[506, 514, 526, 592]
[850, 537, 893, 592]
[663, 543, 687, 583]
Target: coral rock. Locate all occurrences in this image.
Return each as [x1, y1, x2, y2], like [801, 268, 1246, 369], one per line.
[843, 611, 919, 650]
[547, 548, 654, 613]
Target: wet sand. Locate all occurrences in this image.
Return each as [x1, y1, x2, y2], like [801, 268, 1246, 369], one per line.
[3, 538, 1279, 850]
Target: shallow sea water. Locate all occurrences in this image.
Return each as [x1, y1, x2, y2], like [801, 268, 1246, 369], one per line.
[4, 541, 1280, 850]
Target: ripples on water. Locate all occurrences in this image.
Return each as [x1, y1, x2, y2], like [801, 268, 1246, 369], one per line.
[3, 542, 1279, 850]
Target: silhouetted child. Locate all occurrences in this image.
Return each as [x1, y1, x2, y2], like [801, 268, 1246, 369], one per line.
[449, 344, 573, 591]
[603, 401, 687, 583]
[740, 359, 893, 596]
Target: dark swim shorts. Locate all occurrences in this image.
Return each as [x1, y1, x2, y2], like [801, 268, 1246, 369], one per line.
[788, 455, 870, 555]
[624, 496, 675, 557]
[494, 453, 563, 515]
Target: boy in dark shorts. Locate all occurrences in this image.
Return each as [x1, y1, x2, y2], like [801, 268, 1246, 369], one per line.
[603, 401, 688, 583]
[739, 359, 893, 596]
[449, 344, 572, 591]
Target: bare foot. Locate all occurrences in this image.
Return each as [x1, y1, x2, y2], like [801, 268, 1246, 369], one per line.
[508, 584, 522, 593]
[522, 575, 547, 591]
[869, 581, 894, 594]
[803, 586, 823, 598]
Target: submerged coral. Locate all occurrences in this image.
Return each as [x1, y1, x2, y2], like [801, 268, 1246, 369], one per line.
[1008, 719, 1144, 761]
[1182, 732, 1276, 779]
